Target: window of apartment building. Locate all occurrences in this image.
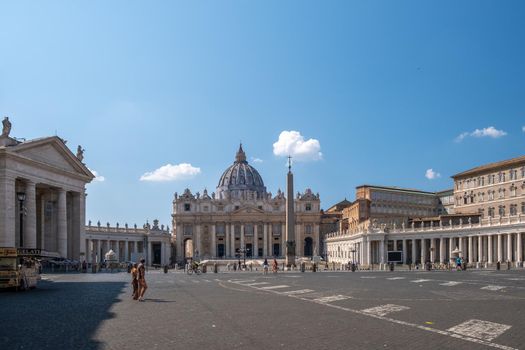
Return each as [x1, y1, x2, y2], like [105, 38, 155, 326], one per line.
[498, 188, 505, 199]
[522, 202, 525, 214]
[305, 203, 312, 211]
[470, 192, 475, 204]
[478, 208, 485, 218]
[491, 174, 496, 184]
[478, 192, 484, 202]
[510, 204, 517, 216]
[510, 169, 516, 181]
[511, 185, 517, 197]
[203, 206, 209, 212]
[498, 205, 505, 216]
[522, 167, 525, 178]
[466, 179, 470, 188]
[184, 203, 191, 211]
[488, 207, 495, 218]
[488, 191, 494, 200]
[217, 205, 224, 211]
[480, 176, 485, 186]
[463, 195, 468, 205]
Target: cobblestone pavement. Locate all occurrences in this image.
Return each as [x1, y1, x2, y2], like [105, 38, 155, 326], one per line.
[1, 269, 524, 350]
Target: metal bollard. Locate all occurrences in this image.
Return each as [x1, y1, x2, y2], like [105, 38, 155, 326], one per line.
[164, 265, 168, 274]
[214, 263, 218, 273]
[496, 261, 501, 270]
[313, 263, 317, 272]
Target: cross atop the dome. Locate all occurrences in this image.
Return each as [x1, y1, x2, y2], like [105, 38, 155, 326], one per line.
[235, 143, 247, 163]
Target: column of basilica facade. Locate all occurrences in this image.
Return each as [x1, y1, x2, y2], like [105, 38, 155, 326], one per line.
[172, 145, 321, 264]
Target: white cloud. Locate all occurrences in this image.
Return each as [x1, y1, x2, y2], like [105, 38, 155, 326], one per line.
[273, 130, 322, 161]
[251, 157, 263, 163]
[522, 126, 525, 133]
[88, 168, 105, 182]
[425, 168, 441, 180]
[455, 126, 507, 142]
[140, 163, 201, 182]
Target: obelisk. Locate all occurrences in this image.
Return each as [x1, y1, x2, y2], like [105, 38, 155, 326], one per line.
[285, 156, 295, 268]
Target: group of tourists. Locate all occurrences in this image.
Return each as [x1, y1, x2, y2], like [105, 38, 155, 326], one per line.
[130, 258, 147, 301]
[262, 258, 279, 274]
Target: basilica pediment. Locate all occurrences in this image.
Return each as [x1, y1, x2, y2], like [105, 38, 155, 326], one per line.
[231, 205, 266, 215]
[8, 136, 94, 179]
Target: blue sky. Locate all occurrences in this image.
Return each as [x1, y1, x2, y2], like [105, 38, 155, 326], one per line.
[1, 1, 525, 229]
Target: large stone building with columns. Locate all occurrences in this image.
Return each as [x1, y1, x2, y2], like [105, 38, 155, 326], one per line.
[0, 117, 94, 260]
[172, 145, 322, 264]
[326, 155, 525, 268]
[84, 220, 171, 266]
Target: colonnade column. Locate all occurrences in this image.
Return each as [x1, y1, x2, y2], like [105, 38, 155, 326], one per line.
[263, 224, 268, 257]
[125, 241, 129, 261]
[0, 176, 16, 247]
[379, 239, 385, 265]
[225, 224, 230, 257]
[240, 224, 245, 249]
[459, 237, 464, 258]
[430, 238, 436, 263]
[487, 235, 493, 264]
[517, 233, 522, 263]
[195, 224, 202, 258]
[497, 234, 502, 262]
[24, 180, 37, 248]
[468, 236, 473, 263]
[478, 236, 483, 263]
[421, 239, 427, 263]
[230, 224, 235, 258]
[211, 224, 216, 258]
[366, 239, 372, 266]
[411, 239, 416, 264]
[57, 189, 68, 258]
[439, 238, 445, 263]
[253, 225, 258, 258]
[95, 240, 100, 263]
[507, 233, 513, 262]
[115, 241, 120, 262]
[449, 237, 454, 263]
[402, 239, 407, 264]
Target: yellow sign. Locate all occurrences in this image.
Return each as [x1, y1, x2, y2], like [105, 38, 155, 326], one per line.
[0, 248, 17, 257]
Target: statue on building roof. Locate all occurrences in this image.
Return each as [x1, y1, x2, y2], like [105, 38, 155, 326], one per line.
[76, 145, 84, 162]
[2, 116, 12, 137]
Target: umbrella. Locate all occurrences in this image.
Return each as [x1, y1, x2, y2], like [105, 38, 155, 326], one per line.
[451, 246, 462, 255]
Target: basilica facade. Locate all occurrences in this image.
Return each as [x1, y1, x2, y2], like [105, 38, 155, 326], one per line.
[172, 145, 321, 263]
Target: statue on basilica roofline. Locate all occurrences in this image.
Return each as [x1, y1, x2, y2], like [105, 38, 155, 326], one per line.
[76, 145, 85, 162]
[2, 116, 12, 137]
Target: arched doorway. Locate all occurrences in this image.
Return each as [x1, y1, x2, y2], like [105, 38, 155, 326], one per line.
[184, 238, 193, 261]
[304, 237, 313, 257]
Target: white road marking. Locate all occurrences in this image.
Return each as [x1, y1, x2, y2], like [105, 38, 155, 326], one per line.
[360, 276, 376, 279]
[481, 285, 506, 291]
[361, 304, 410, 317]
[410, 279, 433, 283]
[233, 279, 256, 284]
[259, 285, 290, 290]
[386, 277, 406, 280]
[314, 295, 351, 303]
[447, 319, 511, 342]
[244, 282, 270, 286]
[203, 279, 211, 283]
[507, 278, 525, 281]
[440, 281, 463, 286]
[281, 289, 314, 295]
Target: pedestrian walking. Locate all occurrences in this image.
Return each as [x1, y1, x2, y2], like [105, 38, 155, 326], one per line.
[131, 263, 139, 300]
[272, 258, 278, 273]
[137, 258, 147, 301]
[263, 258, 269, 275]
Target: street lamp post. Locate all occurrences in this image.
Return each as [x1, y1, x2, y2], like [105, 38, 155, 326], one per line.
[17, 192, 26, 248]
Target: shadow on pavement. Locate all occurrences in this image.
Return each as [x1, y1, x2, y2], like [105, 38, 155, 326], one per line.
[0, 280, 127, 350]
